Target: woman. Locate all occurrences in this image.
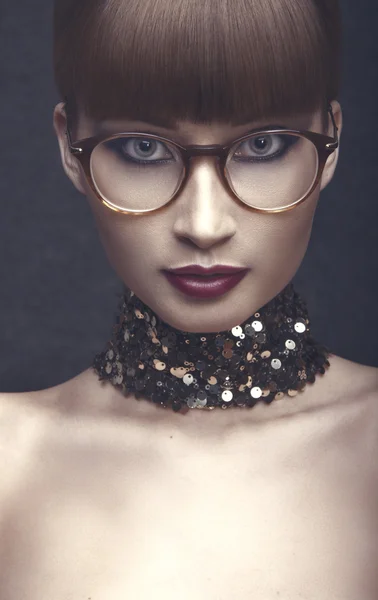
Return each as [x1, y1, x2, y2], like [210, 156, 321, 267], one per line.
[1, 0, 377, 598]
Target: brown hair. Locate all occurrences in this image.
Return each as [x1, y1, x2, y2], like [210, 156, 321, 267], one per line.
[53, 0, 342, 133]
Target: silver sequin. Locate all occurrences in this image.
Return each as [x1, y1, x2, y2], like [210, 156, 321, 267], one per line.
[231, 326, 243, 337]
[285, 339, 296, 350]
[197, 397, 208, 407]
[271, 358, 282, 370]
[251, 386, 262, 399]
[222, 390, 233, 402]
[252, 320, 263, 332]
[294, 321, 306, 334]
[183, 373, 194, 386]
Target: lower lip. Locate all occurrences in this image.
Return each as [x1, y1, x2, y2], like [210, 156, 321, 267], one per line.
[163, 270, 248, 299]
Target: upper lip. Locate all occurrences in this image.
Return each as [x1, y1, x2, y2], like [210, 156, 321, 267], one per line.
[165, 264, 248, 276]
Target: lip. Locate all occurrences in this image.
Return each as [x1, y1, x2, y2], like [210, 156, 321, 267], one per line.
[166, 264, 247, 276]
[163, 265, 249, 299]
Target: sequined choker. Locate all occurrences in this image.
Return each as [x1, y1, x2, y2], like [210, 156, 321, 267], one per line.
[92, 283, 331, 413]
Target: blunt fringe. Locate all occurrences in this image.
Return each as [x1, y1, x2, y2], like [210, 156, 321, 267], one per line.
[53, 0, 342, 131]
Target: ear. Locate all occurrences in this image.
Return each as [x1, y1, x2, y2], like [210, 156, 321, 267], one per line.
[53, 102, 87, 195]
[319, 99, 343, 191]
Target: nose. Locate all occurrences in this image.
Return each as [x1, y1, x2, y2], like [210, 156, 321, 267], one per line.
[172, 157, 237, 249]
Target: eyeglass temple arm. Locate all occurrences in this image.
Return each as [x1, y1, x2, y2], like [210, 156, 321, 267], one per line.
[326, 103, 339, 150]
[64, 100, 83, 155]
[63, 98, 339, 153]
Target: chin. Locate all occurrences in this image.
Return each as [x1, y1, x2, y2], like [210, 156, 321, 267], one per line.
[143, 294, 268, 334]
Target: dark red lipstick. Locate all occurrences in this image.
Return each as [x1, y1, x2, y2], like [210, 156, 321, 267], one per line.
[163, 265, 249, 299]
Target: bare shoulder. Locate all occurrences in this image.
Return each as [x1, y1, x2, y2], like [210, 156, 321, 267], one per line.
[0, 371, 94, 508]
[327, 353, 378, 400]
[325, 354, 378, 446]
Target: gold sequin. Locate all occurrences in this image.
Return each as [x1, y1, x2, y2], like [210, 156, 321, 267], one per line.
[288, 389, 298, 397]
[208, 376, 217, 385]
[154, 360, 166, 371]
[170, 367, 188, 378]
[274, 392, 284, 400]
[261, 350, 271, 359]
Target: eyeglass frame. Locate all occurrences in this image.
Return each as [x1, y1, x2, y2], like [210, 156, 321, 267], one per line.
[64, 101, 339, 215]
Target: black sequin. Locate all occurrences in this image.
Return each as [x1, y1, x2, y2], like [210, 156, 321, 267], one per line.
[92, 283, 331, 413]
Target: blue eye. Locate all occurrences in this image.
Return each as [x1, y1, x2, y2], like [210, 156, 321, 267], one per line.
[105, 136, 175, 165]
[233, 133, 299, 162]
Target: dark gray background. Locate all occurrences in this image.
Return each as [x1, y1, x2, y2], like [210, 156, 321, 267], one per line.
[0, 1, 377, 393]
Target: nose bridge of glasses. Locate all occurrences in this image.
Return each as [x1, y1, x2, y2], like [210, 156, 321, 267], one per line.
[182, 146, 229, 182]
[184, 144, 229, 159]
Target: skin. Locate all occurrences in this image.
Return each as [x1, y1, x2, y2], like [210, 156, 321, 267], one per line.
[0, 101, 377, 599]
[53, 101, 342, 333]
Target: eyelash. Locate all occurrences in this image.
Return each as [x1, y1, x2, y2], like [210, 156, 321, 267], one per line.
[106, 133, 298, 165]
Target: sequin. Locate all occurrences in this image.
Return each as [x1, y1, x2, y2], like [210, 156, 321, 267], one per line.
[271, 358, 282, 370]
[222, 390, 233, 402]
[232, 326, 242, 337]
[187, 397, 198, 408]
[183, 373, 194, 385]
[197, 398, 208, 408]
[252, 320, 263, 332]
[154, 360, 166, 371]
[285, 339, 296, 350]
[294, 321, 306, 333]
[92, 282, 330, 411]
[173, 367, 188, 378]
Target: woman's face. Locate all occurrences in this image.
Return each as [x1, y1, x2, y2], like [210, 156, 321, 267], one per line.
[54, 101, 342, 332]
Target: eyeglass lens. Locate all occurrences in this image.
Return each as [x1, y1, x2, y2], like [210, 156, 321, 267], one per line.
[90, 132, 319, 212]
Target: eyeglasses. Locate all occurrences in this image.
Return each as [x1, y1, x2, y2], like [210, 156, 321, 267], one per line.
[65, 103, 338, 215]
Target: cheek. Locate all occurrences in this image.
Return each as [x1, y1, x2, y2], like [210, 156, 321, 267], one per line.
[88, 195, 165, 280]
[244, 190, 319, 279]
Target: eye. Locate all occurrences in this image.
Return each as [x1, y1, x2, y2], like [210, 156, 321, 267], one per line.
[232, 133, 299, 162]
[106, 136, 175, 164]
